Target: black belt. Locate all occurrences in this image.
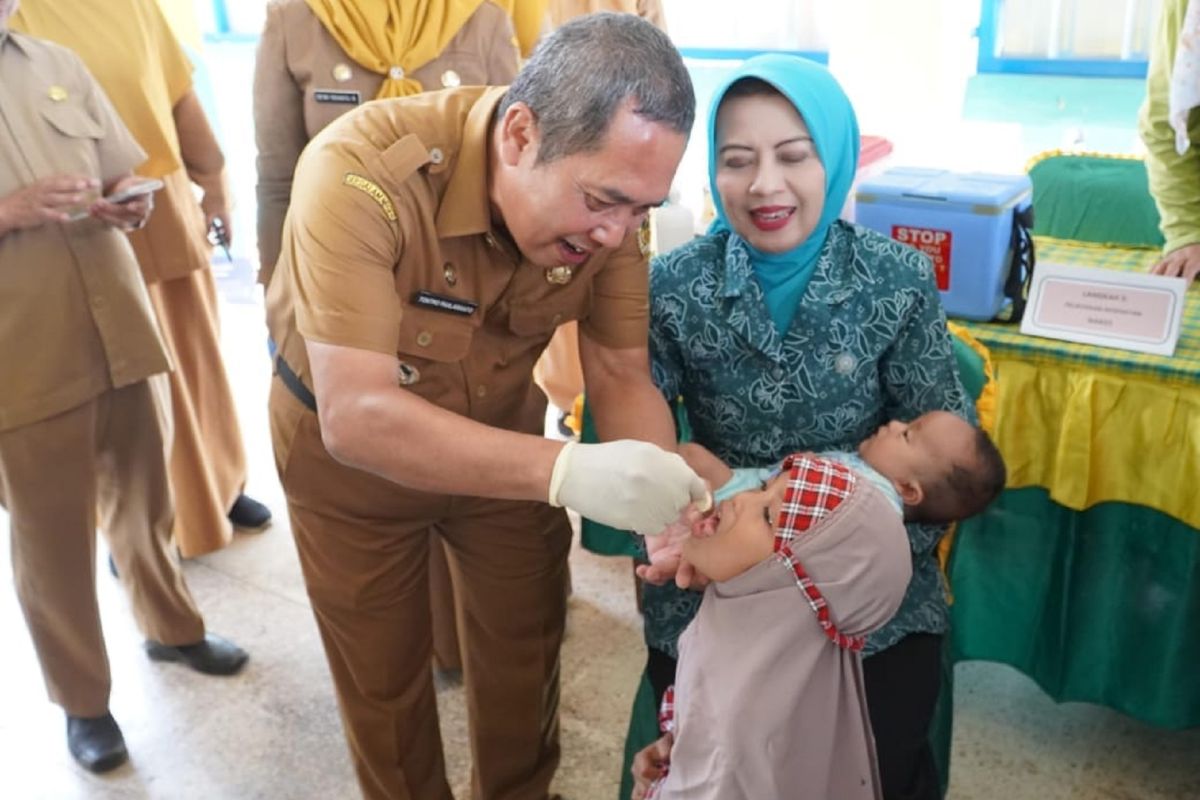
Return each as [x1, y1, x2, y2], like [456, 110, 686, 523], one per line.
[275, 355, 317, 412]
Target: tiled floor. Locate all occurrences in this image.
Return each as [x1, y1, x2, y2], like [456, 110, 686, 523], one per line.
[2, 38, 1199, 800]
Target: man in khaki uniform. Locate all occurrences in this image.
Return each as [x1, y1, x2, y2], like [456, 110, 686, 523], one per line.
[14, 0, 274, 560]
[534, 0, 669, 434]
[0, 2, 247, 775]
[255, 0, 523, 678]
[267, 13, 702, 799]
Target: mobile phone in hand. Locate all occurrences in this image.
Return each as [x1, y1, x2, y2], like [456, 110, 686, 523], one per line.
[65, 177, 163, 221]
[104, 177, 164, 205]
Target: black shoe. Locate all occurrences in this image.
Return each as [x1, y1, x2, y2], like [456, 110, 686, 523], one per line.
[67, 713, 127, 773]
[145, 633, 248, 676]
[228, 494, 272, 530]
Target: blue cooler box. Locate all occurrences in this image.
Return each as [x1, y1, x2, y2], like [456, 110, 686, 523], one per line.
[855, 168, 1032, 320]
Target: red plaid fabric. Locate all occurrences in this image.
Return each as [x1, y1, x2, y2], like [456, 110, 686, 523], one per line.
[774, 455, 864, 652]
[658, 684, 677, 735]
[643, 685, 677, 799]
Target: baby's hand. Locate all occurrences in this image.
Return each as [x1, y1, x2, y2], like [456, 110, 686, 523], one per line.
[638, 502, 716, 585]
[639, 529, 684, 585]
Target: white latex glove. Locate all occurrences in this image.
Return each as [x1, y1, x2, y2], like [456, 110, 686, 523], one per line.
[548, 440, 711, 536]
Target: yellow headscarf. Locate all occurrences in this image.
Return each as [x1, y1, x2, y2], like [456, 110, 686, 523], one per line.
[305, 0, 486, 98]
[494, 0, 549, 58]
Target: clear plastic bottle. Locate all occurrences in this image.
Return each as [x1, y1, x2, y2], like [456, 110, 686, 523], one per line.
[650, 190, 696, 256]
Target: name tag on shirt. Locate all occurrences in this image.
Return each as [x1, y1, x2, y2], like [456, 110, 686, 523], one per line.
[313, 89, 361, 105]
[411, 291, 478, 317]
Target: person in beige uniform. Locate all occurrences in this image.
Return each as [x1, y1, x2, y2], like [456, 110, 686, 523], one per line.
[13, 0, 273, 559]
[255, 0, 521, 285]
[255, 0, 521, 678]
[267, 13, 701, 799]
[534, 0, 668, 434]
[0, 1, 246, 776]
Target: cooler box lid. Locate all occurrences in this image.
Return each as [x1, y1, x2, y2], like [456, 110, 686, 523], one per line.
[857, 167, 1031, 210]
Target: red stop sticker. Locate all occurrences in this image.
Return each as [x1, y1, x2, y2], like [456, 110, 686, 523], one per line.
[892, 226, 952, 290]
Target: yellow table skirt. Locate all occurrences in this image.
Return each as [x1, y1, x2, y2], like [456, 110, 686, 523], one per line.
[960, 238, 1200, 530]
[993, 358, 1200, 530]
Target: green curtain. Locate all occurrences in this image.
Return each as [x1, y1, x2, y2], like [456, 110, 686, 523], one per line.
[948, 487, 1200, 729]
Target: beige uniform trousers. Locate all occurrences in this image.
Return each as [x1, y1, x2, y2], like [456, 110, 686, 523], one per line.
[0, 378, 206, 717]
[270, 379, 570, 800]
[145, 264, 247, 557]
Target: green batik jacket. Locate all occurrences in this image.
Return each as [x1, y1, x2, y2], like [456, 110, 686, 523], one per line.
[645, 222, 972, 657]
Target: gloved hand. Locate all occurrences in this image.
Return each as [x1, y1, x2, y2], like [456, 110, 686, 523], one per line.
[548, 440, 711, 536]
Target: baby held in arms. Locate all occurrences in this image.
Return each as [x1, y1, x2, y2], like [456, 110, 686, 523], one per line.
[634, 411, 1006, 800]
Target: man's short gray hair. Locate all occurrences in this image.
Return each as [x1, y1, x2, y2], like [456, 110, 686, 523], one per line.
[500, 12, 695, 163]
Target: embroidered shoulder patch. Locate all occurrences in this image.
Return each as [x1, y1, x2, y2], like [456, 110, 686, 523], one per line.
[343, 173, 397, 221]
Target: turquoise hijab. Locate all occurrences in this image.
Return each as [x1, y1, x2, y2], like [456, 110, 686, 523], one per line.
[707, 54, 860, 333]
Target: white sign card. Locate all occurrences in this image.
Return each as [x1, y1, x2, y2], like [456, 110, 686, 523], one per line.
[1020, 262, 1187, 357]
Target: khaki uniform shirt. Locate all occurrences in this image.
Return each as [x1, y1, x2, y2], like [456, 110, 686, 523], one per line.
[266, 86, 649, 447]
[0, 31, 169, 433]
[14, 0, 214, 285]
[254, 0, 521, 283]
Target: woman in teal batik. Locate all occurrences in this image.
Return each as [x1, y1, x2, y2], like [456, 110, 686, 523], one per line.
[638, 54, 972, 800]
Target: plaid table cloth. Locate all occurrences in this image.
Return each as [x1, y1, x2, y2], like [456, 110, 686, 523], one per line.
[958, 237, 1200, 386]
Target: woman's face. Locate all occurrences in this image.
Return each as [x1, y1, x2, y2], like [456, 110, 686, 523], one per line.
[714, 91, 826, 253]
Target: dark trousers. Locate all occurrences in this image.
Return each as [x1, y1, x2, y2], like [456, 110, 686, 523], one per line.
[646, 631, 944, 800]
[862, 633, 943, 800]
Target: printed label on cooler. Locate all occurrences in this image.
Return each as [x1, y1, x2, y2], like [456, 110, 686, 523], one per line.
[892, 226, 952, 290]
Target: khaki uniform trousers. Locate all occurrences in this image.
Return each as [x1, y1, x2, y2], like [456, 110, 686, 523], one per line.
[0, 378, 206, 718]
[146, 265, 248, 558]
[270, 379, 571, 800]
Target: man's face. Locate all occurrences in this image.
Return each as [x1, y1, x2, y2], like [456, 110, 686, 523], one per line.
[492, 100, 687, 269]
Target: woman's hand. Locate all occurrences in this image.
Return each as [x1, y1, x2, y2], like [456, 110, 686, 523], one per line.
[1151, 243, 1200, 286]
[200, 188, 232, 247]
[630, 733, 674, 800]
[91, 175, 153, 231]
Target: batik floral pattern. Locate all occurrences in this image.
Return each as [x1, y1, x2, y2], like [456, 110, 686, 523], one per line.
[645, 222, 973, 657]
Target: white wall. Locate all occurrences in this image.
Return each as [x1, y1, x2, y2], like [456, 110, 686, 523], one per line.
[199, 0, 1161, 66]
[661, 0, 827, 51]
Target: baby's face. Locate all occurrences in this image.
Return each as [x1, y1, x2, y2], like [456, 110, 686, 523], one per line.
[681, 471, 788, 583]
[857, 410, 974, 487]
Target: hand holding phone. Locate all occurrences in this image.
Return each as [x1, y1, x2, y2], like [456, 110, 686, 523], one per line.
[86, 176, 162, 230]
[104, 177, 164, 205]
[66, 177, 163, 222]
